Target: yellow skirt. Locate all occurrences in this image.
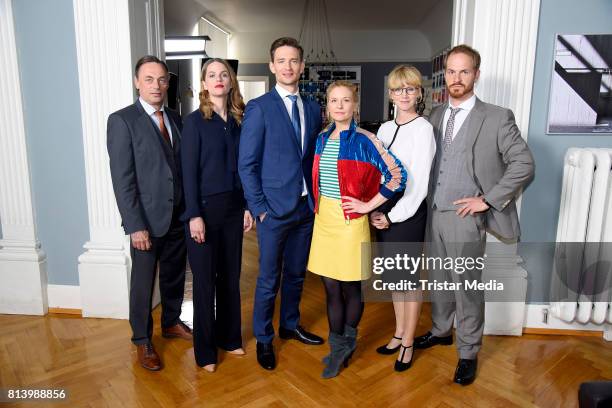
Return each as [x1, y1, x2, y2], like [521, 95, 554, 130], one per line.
[308, 196, 372, 281]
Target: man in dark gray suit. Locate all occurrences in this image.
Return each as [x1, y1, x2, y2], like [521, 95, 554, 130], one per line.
[415, 45, 535, 385]
[107, 55, 192, 371]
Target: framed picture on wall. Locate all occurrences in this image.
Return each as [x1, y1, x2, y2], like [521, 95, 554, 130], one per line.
[547, 34, 612, 134]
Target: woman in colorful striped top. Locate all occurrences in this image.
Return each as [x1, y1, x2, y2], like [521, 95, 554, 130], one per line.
[308, 81, 406, 379]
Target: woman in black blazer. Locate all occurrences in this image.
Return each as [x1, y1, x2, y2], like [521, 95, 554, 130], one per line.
[181, 58, 253, 372]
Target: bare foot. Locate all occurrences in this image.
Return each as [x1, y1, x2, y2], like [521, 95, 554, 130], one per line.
[203, 364, 216, 373]
[227, 348, 246, 356]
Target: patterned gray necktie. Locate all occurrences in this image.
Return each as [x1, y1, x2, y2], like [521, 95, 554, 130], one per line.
[443, 107, 461, 149]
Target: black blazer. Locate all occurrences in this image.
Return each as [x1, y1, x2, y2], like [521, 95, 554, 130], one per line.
[181, 109, 245, 223]
[107, 100, 183, 237]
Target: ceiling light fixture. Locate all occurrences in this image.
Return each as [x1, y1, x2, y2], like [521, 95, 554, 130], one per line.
[298, 0, 336, 65]
[165, 35, 211, 60]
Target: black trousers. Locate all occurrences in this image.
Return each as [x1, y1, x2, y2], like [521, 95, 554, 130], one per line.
[185, 192, 244, 366]
[130, 207, 187, 345]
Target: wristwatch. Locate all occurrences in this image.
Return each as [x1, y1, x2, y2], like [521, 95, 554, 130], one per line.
[383, 212, 392, 225]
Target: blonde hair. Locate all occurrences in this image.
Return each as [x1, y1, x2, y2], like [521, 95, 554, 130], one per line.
[387, 64, 423, 90]
[199, 58, 245, 124]
[325, 80, 359, 128]
[387, 64, 425, 114]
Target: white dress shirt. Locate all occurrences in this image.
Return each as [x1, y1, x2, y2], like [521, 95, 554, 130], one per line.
[442, 94, 476, 141]
[139, 97, 174, 146]
[376, 117, 436, 223]
[275, 83, 307, 196]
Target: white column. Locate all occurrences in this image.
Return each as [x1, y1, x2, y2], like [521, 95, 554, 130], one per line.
[73, 0, 135, 319]
[0, 0, 48, 315]
[73, 0, 165, 318]
[452, 0, 541, 335]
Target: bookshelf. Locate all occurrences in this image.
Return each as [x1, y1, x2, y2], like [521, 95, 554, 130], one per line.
[431, 47, 451, 107]
[299, 65, 361, 125]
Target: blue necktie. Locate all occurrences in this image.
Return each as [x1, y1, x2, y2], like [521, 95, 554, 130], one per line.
[287, 95, 302, 151]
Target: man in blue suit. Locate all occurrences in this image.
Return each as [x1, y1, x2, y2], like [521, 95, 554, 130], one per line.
[239, 37, 324, 370]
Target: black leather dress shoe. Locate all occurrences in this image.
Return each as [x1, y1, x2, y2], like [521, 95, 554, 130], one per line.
[453, 358, 477, 385]
[279, 325, 324, 345]
[256, 342, 276, 370]
[414, 331, 453, 349]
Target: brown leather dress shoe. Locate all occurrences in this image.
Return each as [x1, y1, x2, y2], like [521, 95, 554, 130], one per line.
[137, 343, 162, 371]
[162, 322, 193, 341]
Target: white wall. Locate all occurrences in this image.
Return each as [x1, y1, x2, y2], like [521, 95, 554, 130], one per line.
[198, 18, 228, 59]
[229, 29, 431, 63]
[419, 0, 453, 54]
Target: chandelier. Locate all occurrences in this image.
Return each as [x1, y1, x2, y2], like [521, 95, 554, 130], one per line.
[298, 0, 337, 66]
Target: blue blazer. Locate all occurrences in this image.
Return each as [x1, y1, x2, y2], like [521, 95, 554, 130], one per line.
[238, 88, 322, 219]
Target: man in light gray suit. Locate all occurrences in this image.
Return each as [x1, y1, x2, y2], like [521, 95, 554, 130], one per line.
[107, 55, 192, 372]
[415, 45, 534, 385]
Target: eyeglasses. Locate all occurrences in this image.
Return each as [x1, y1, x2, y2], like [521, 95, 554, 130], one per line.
[391, 87, 418, 96]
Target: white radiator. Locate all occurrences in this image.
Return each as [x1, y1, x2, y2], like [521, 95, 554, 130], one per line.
[550, 148, 612, 325]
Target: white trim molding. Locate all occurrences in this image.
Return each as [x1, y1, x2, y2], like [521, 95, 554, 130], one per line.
[0, 0, 48, 315]
[47, 285, 82, 310]
[452, 0, 541, 335]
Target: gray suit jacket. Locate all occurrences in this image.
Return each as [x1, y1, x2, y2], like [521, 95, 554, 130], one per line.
[428, 97, 535, 240]
[107, 100, 183, 237]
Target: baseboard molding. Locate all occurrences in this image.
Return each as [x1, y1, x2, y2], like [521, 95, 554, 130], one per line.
[48, 307, 82, 316]
[47, 284, 81, 309]
[523, 327, 602, 337]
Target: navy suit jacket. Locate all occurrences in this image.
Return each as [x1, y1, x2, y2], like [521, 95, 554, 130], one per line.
[238, 88, 322, 219]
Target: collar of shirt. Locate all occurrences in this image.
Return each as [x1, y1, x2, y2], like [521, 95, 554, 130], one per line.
[448, 93, 476, 113]
[139, 97, 165, 116]
[275, 83, 301, 101]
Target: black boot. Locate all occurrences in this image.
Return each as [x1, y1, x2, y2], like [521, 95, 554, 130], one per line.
[321, 332, 351, 379]
[343, 324, 357, 358]
[322, 325, 357, 366]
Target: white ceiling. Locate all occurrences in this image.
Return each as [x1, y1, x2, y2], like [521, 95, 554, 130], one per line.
[165, 0, 448, 34]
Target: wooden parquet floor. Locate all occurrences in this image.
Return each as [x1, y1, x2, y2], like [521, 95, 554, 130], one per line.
[1, 231, 611, 407]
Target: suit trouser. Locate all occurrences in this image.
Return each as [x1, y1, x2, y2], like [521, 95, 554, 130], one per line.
[426, 209, 486, 360]
[185, 209, 243, 366]
[129, 208, 187, 345]
[253, 197, 314, 344]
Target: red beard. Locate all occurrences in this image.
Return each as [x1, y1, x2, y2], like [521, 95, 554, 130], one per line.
[448, 83, 473, 99]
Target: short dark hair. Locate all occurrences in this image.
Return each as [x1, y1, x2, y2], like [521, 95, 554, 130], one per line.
[269, 37, 304, 62]
[444, 44, 481, 71]
[134, 55, 169, 77]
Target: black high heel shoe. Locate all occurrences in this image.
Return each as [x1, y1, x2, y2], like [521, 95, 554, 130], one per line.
[376, 336, 402, 355]
[394, 344, 413, 372]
